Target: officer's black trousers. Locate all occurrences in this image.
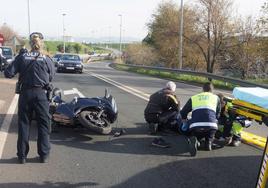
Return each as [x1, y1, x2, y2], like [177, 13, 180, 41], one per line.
[190, 127, 217, 142]
[17, 88, 50, 159]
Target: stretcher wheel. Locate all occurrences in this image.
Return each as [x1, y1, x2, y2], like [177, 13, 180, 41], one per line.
[263, 116, 268, 127]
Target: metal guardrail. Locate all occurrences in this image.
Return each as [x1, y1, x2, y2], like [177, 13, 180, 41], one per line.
[115, 63, 268, 89]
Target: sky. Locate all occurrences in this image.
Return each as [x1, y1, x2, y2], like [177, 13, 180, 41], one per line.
[0, 0, 266, 41]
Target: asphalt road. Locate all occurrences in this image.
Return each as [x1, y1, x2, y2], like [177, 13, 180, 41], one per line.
[0, 62, 265, 188]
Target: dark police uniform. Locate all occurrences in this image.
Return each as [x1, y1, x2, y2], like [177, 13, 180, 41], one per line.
[4, 51, 55, 160]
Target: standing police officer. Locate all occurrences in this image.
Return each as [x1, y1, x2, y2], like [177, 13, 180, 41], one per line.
[180, 82, 221, 156]
[4, 32, 55, 164]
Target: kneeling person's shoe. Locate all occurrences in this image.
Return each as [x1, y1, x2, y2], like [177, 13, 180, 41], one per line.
[205, 141, 212, 151]
[188, 136, 198, 156]
[231, 140, 241, 147]
[151, 138, 170, 148]
[149, 123, 158, 135]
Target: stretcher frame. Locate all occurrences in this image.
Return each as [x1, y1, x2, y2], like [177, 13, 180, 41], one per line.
[224, 97, 268, 127]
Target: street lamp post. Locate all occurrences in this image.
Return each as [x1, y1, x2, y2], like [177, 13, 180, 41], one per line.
[27, 0, 31, 37]
[179, 0, 184, 69]
[108, 26, 111, 48]
[118, 14, 122, 52]
[91, 30, 95, 44]
[123, 29, 125, 49]
[62, 13, 66, 53]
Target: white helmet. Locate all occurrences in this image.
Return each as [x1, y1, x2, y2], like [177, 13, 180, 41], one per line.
[166, 81, 176, 92]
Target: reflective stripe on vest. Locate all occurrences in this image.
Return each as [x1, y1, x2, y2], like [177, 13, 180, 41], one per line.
[191, 92, 218, 112]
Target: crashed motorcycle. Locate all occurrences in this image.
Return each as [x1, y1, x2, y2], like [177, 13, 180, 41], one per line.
[50, 88, 118, 134]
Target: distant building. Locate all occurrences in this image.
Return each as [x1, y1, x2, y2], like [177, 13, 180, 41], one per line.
[3, 35, 24, 54]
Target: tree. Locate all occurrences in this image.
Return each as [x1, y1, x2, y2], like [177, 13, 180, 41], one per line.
[57, 44, 63, 52]
[73, 43, 82, 54]
[124, 43, 158, 65]
[145, 1, 200, 68]
[256, 1, 268, 60]
[65, 44, 73, 53]
[185, 0, 233, 73]
[0, 23, 17, 43]
[257, 1, 268, 35]
[221, 17, 261, 79]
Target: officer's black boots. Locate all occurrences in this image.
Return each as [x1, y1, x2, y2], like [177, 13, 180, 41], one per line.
[18, 158, 26, 164]
[188, 136, 198, 157]
[205, 140, 212, 151]
[40, 156, 49, 163]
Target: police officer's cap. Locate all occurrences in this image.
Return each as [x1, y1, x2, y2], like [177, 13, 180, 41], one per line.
[30, 32, 44, 40]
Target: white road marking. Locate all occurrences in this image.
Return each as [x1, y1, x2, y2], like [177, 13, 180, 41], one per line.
[85, 70, 149, 101]
[0, 94, 19, 159]
[92, 72, 150, 97]
[64, 89, 77, 95]
[73, 88, 85, 97]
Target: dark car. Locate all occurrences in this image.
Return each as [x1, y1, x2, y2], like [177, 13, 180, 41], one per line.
[52, 53, 63, 67]
[0, 46, 13, 71]
[56, 54, 83, 73]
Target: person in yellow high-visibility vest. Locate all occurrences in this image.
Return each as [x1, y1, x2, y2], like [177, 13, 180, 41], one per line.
[217, 93, 244, 147]
[180, 82, 221, 156]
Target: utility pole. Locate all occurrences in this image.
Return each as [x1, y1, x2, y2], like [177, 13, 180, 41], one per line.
[179, 0, 184, 69]
[27, 0, 31, 37]
[108, 26, 111, 48]
[62, 13, 66, 53]
[118, 14, 122, 52]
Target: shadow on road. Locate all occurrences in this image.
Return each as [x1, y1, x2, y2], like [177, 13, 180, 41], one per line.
[110, 155, 261, 188]
[0, 157, 42, 164]
[0, 181, 98, 188]
[50, 125, 191, 157]
[45, 119, 193, 157]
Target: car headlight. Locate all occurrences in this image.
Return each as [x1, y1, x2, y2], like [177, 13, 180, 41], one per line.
[76, 64, 82, 67]
[58, 63, 64, 66]
[7, 59, 12, 63]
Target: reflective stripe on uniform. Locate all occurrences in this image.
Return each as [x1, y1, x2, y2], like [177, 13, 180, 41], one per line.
[191, 92, 218, 112]
[167, 94, 178, 104]
[232, 122, 243, 135]
[189, 122, 218, 129]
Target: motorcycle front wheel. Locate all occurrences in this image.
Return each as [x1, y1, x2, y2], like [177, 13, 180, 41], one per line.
[78, 110, 112, 135]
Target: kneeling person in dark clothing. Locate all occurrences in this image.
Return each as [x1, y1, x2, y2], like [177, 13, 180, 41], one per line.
[144, 81, 180, 135]
[180, 82, 221, 156]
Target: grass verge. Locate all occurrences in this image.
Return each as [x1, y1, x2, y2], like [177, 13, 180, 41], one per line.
[111, 63, 238, 90]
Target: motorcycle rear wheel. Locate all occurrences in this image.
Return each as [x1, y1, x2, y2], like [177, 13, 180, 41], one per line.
[78, 110, 112, 135]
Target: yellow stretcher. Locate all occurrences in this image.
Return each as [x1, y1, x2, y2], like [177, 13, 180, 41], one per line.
[224, 97, 268, 127]
[224, 96, 268, 148]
